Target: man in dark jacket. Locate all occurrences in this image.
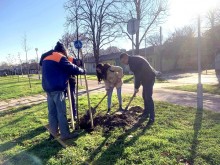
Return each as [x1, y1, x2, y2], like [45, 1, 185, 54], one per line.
[67, 56, 83, 120]
[120, 53, 156, 125]
[40, 42, 85, 140]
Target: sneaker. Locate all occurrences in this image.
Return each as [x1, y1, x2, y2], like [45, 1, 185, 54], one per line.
[106, 108, 111, 115]
[142, 110, 149, 118]
[119, 106, 124, 111]
[61, 132, 79, 141]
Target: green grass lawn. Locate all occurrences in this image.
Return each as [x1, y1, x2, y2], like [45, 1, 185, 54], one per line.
[0, 76, 84, 101]
[0, 76, 44, 100]
[86, 74, 167, 84]
[167, 84, 220, 95]
[0, 94, 219, 165]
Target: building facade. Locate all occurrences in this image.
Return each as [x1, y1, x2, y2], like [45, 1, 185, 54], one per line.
[84, 46, 160, 74]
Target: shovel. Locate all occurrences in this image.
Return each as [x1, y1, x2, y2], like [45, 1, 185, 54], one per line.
[92, 94, 107, 112]
[84, 94, 107, 118]
[124, 92, 137, 111]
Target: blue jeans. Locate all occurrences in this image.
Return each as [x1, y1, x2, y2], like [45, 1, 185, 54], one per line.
[107, 87, 122, 109]
[142, 78, 155, 120]
[47, 91, 70, 138]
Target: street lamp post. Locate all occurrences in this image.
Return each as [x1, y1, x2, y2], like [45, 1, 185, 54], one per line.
[197, 15, 203, 110]
[35, 48, 40, 79]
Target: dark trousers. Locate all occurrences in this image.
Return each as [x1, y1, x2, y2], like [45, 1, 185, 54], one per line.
[64, 81, 77, 119]
[70, 85, 77, 118]
[142, 78, 155, 120]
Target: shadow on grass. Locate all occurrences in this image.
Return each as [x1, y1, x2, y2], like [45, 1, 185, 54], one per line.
[88, 114, 151, 164]
[1, 126, 62, 165]
[0, 105, 47, 129]
[189, 108, 203, 164]
[0, 106, 32, 117]
[0, 79, 39, 87]
[78, 86, 105, 96]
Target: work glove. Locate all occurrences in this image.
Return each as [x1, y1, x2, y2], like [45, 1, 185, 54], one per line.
[79, 68, 86, 75]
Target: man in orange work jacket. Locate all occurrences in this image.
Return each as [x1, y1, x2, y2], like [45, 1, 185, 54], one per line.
[39, 42, 85, 140]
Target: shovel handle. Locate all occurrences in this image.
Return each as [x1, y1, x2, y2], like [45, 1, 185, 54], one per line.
[80, 49, 94, 129]
[94, 94, 107, 109]
[125, 92, 136, 110]
[67, 81, 75, 130]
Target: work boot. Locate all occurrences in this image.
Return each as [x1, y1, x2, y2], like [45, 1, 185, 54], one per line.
[147, 118, 154, 126]
[106, 108, 111, 115]
[61, 132, 79, 141]
[47, 134, 55, 141]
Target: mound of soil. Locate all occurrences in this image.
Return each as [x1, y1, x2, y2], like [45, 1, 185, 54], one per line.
[79, 106, 144, 131]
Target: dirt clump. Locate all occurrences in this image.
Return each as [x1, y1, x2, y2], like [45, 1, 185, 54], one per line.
[79, 106, 144, 131]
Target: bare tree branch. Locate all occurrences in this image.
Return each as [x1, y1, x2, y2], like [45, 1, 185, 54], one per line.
[117, 0, 168, 54]
[64, 0, 120, 64]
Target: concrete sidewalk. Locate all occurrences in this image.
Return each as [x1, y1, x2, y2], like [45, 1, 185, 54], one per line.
[0, 85, 105, 112]
[121, 84, 220, 113]
[0, 80, 219, 113]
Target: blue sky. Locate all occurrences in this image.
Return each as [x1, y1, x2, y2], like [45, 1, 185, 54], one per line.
[0, 0, 219, 63]
[0, 0, 67, 63]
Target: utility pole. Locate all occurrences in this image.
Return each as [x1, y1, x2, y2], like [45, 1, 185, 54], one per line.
[35, 48, 40, 79]
[197, 15, 203, 110]
[159, 26, 163, 71]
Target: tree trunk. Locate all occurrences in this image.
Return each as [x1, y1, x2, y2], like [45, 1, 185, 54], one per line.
[94, 48, 99, 66]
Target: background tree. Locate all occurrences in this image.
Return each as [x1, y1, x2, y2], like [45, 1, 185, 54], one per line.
[60, 31, 93, 59]
[17, 52, 23, 75]
[60, 32, 76, 56]
[162, 26, 196, 70]
[6, 54, 15, 67]
[206, 8, 220, 28]
[118, 0, 168, 54]
[64, 0, 120, 65]
[147, 33, 161, 46]
[200, 7, 220, 71]
[22, 33, 31, 65]
[0, 62, 9, 70]
[21, 33, 32, 87]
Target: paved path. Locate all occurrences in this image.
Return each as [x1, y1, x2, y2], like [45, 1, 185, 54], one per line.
[0, 80, 219, 113]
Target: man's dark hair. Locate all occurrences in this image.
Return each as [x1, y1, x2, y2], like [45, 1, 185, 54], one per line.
[96, 63, 111, 82]
[120, 52, 128, 59]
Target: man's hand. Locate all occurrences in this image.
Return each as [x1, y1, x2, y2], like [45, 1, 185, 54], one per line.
[134, 88, 139, 97]
[79, 68, 86, 75]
